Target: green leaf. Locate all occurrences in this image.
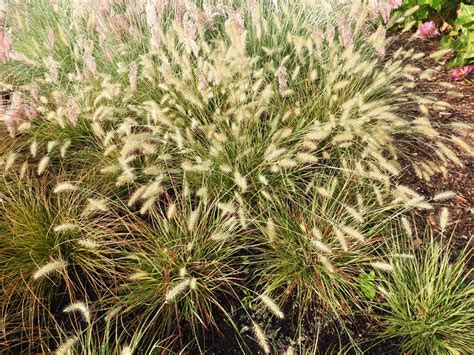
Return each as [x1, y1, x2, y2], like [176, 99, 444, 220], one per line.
[452, 37, 466, 51]
[456, 4, 474, 27]
[359, 271, 376, 300]
[428, 0, 442, 12]
[416, 7, 430, 21]
[440, 35, 453, 49]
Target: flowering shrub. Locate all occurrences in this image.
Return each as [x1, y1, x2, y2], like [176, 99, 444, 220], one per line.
[393, 0, 474, 67]
[394, 0, 464, 23]
[440, 3, 474, 67]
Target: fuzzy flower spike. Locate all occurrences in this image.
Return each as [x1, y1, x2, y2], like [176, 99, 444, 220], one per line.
[0, 30, 10, 60]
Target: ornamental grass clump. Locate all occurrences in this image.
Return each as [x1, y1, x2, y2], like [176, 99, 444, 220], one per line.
[0, 173, 126, 351]
[378, 240, 473, 354]
[253, 171, 404, 325]
[114, 195, 245, 350]
[3, 0, 468, 207]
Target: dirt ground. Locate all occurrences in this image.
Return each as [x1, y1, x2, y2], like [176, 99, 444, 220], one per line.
[392, 33, 473, 253]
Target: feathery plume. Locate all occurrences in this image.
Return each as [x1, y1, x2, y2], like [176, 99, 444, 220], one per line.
[19, 161, 28, 179]
[46, 27, 55, 52]
[167, 203, 177, 220]
[311, 239, 332, 254]
[83, 198, 108, 215]
[165, 278, 191, 302]
[284, 345, 295, 355]
[266, 218, 276, 241]
[129, 62, 138, 91]
[33, 259, 67, 280]
[54, 223, 80, 233]
[210, 230, 231, 241]
[433, 191, 456, 202]
[77, 239, 100, 249]
[55, 337, 78, 355]
[451, 136, 473, 155]
[234, 170, 248, 192]
[393, 253, 415, 259]
[190, 277, 197, 290]
[47, 56, 59, 84]
[319, 255, 335, 273]
[30, 140, 38, 157]
[53, 182, 77, 194]
[378, 2, 390, 23]
[129, 272, 150, 281]
[439, 207, 449, 233]
[0, 30, 11, 60]
[60, 140, 71, 158]
[3, 92, 25, 137]
[312, 226, 322, 240]
[187, 208, 200, 232]
[401, 216, 412, 238]
[326, 25, 335, 46]
[142, 181, 163, 199]
[4, 152, 16, 171]
[276, 65, 288, 95]
[38, 156, 50, 175]
[63, 301, 91, 323]
[252, 321, 270, 354]
[121, 345, 133, 355]
[196, 186, 208, 199]
[128, 186, 147, 207]
[140, 197, 156, 215]
[341, 226, 365, 242]
[345, 205, 364, 223]
[337, 16, 353, 48]
[146, 0, 158, 28]
[334, 227, 348, 252]
[259, 294, 284, 319]
[67, 98, 79, 127]
[370, 261, 394, 272]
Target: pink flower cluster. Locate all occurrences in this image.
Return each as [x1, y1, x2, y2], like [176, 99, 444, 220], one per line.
[368, 0, 402, 24]
[2, 92, 24, 137]
[449, 66, 473, 81]
[387, 0, 403, 10]
[417, 21, 437, 40]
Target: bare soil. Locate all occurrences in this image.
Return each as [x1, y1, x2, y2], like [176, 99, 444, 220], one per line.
[391, 33, 473, 254]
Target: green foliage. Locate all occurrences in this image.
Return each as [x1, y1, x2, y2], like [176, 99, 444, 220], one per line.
[394, 0, 474, 66]
[379, 241, 473, 354]
[115, 197, 246, 349]
[358, 271, 376, 300]
[0, 173, 124, 351]
[441, 3, 474, 66]
[396, 0, 463, 23]
[254, 173, 400, 324]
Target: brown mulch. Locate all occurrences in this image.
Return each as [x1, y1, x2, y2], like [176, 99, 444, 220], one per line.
[391, 33, 473, 252]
